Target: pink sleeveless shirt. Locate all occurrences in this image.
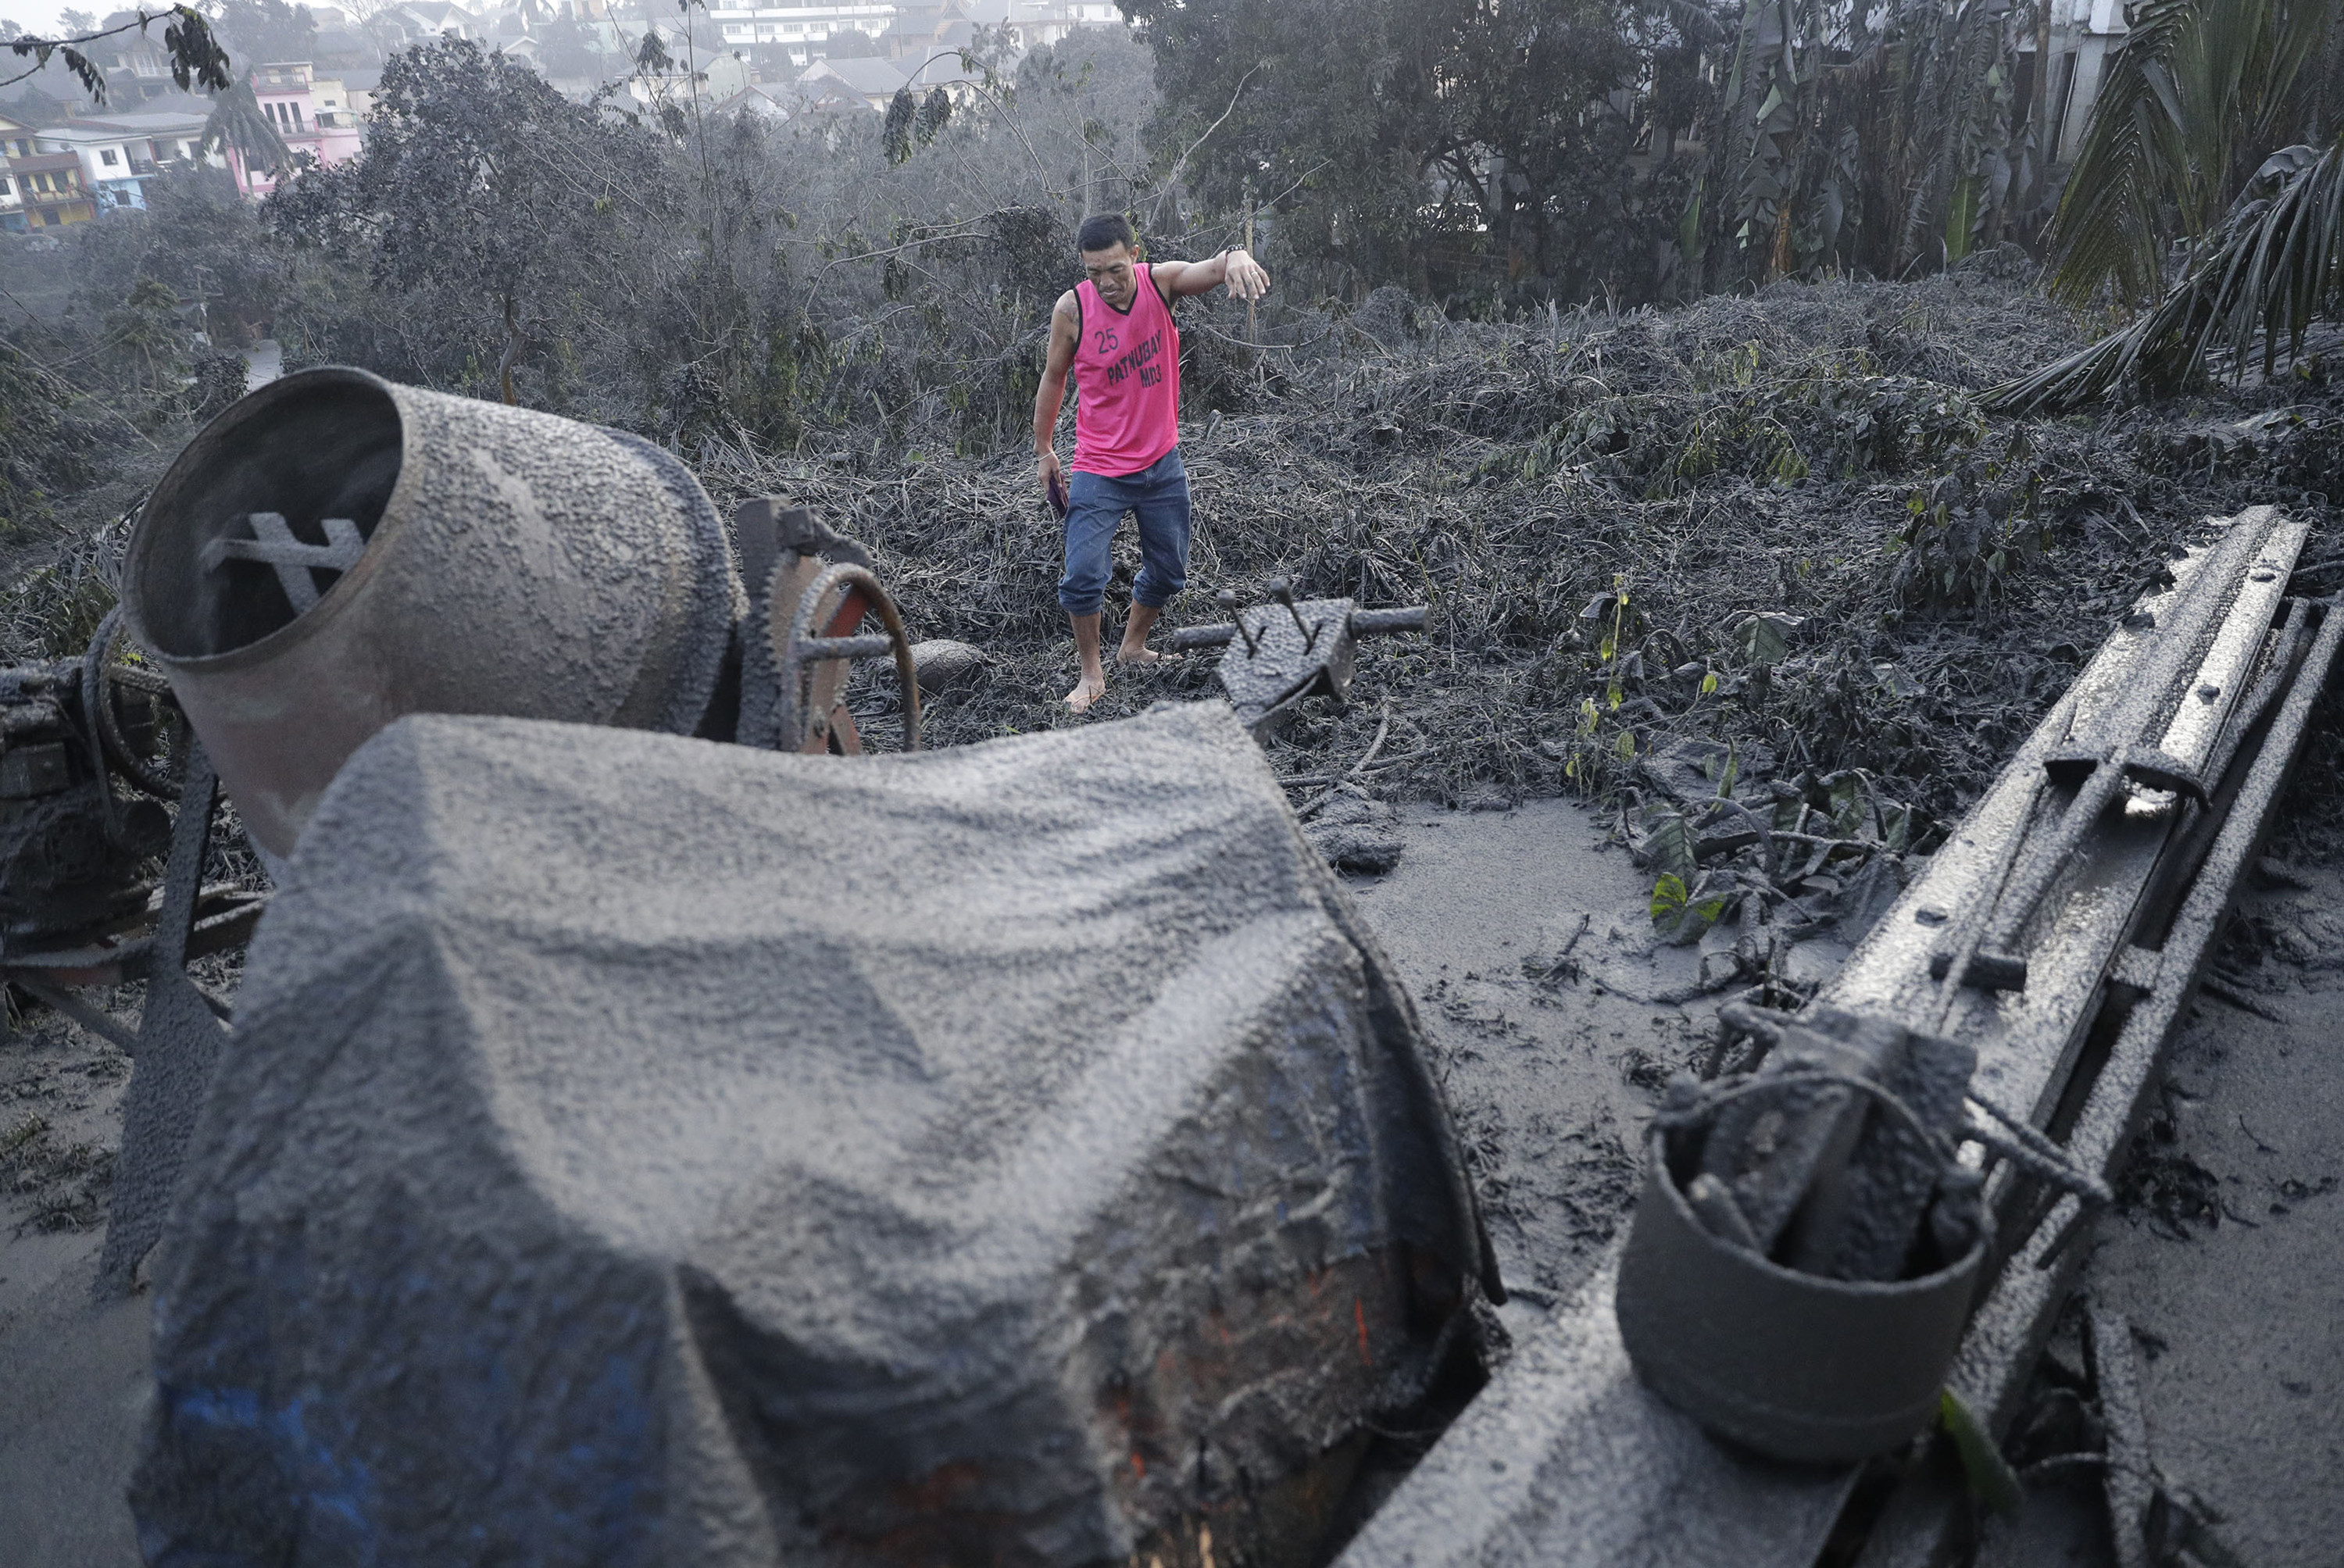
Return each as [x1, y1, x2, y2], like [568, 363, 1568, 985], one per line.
[1071, 263, 1181, 477]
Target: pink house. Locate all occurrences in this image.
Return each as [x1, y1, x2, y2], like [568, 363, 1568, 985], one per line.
[229, 61, 364, 198]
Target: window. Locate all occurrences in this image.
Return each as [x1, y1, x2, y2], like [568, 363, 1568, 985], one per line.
[101, 148, 119, 165]
[1, 176, 10, 196]
[291, 103, 305, 129]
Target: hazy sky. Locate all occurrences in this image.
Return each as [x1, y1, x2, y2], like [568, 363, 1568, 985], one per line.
[10, 9, 104, 42]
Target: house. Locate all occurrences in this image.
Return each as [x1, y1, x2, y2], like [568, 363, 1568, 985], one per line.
[2041, 0, 2129, 164]
[231, 62, 366, 198]
[711, 80, 799, 119]
[796, 54, 906, 111]
[72, 15, 188, 104]
[340, 68, 384, 123]
[33, 105, 214, 210]
[375, 0, 484, 47]
[625, 49, 756, 111]
[0, 110, 36, 163]
[0, 115, 27, 231]
[32, 123, 146, 209]
[706, 4, 898, 69]
[999, 1, 1120, 48]
[5, 151, 99, 227]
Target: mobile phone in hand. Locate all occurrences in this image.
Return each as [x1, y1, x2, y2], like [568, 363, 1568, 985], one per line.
[1046, 470, 1069, 520]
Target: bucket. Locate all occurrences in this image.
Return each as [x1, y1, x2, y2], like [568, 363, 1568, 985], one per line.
[1613, 1126, 1987, 1464]
[122, 368, 740, 857]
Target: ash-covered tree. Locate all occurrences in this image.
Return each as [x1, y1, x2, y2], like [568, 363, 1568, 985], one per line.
[209, 0, 316, 68]
[2, 3, 231, 105]
[266, 38, 674, 405]
[1121, 0, 1675, 304]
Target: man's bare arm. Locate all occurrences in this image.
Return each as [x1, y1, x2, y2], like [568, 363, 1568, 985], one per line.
[1152, 248, 1271, 302]
[1034, 291, 1081, 488]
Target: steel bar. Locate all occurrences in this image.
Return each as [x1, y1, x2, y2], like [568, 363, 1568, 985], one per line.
[9, 976, 141, 1055]
[0, 888, 268, 988]
[1172, 623, 1236, 651]
[1351, 606, 1428, 634]
[796, 634, 898, 660]
[1853, 594, 2343, 1568]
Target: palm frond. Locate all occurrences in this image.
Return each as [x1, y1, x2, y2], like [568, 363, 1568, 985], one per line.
[1991, 134, 2344, 410]
[202, 80, 293, 178]
[2046, 0, 2200, 309]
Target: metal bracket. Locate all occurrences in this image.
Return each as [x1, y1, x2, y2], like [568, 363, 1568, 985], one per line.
[1174, 595, 1426, 741]
[200, 511, 366, 614]
[96, 741, 231, 1295]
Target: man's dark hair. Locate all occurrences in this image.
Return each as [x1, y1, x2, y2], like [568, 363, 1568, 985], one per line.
[1076, 213, 1135, 254]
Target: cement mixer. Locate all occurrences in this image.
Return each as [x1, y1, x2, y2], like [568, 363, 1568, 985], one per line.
[11, 371, 1485, 1566]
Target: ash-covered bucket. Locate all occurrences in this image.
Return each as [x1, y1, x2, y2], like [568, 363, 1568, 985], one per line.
[1614, 1003, 1994, 1463]
[123, 366, 739, 857]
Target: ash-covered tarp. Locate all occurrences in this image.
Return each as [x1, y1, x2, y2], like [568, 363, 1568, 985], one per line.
[133, 702, 1495, 1566]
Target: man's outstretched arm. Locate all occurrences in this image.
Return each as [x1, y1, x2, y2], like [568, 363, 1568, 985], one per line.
[1154, 248, 1270, 302]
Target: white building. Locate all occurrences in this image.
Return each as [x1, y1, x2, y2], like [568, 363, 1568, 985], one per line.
[2043, 0, 2129, 163]
[999, 2, 1120, 48]
[707, 3, 895, 63]
[32, 105, 212, 212]
[796, 55, 908, 110]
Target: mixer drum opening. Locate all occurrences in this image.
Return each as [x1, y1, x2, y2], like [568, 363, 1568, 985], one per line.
[132, 370, 401, 659]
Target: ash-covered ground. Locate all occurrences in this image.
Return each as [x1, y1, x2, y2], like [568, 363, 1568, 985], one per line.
[4, 266, 2343, 1559]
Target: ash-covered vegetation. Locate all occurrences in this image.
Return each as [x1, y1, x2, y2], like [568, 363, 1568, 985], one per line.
[4, 5, 2342, 945]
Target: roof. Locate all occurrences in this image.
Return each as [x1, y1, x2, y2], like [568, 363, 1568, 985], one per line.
[801, 55, 906, 95]
[50, 108, 210, 135]
[904, 49, 974, 88]
[713, 83, 795, 117]
[34, 123, 134, 144]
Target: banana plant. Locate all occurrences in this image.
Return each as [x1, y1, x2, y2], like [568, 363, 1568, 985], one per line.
[1688, 0, 2045, 293]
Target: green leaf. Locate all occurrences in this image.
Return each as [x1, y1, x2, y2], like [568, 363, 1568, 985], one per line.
[1699, 670, 1720, 695]
[1737, 613, 1797, 667]
[1642, 809, 1698, 888]
[1938, 1388, 2024, 1519]
[1649, 872, 1688, 924]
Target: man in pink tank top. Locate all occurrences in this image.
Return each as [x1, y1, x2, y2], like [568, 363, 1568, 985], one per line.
[1034, 213, 1270, 712]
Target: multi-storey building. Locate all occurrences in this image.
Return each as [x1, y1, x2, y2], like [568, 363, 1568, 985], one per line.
[232, 62, 366, 198]
[706, 3, 896, 65]
[5, 152, 98, 227]
[30, 105, 212, 213]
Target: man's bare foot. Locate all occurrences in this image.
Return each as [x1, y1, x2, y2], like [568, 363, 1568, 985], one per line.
[1116, 645, 1182, 667]
[1065, 672, 1107, 712]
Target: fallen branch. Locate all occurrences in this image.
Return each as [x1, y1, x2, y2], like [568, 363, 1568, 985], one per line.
[1296, 702, 1392, 820]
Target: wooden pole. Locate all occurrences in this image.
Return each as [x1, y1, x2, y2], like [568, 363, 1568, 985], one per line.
[1243, 193, 1256, 345]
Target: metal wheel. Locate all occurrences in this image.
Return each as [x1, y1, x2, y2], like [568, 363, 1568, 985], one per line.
[82, 605, 181, 798]
[772, 562, 920, 755]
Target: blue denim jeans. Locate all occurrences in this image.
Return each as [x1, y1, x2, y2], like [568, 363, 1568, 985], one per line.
[1057, 448, 1191, 617]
